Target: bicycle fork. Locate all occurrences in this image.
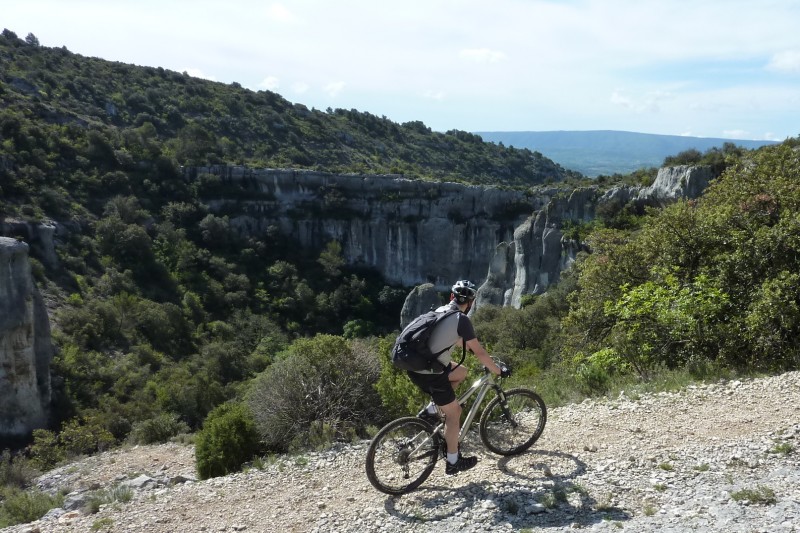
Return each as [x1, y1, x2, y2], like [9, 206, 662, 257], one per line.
[491, 385, 519, 428]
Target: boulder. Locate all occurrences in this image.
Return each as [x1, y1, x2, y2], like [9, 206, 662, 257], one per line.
[399, 284, 442, 329]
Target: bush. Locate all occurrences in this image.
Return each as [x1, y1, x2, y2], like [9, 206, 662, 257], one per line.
[83, 485, 133, 514]
[128, 413, 190, 444]
[0, 487, 64, 528]
[195, 402, 260, 480]
[28, 430, 64, 471]
[373, 335, 428, 419]
[0, 450, 38, 489]
[59, 418, 115, 458]
[246, 335, 385, 452]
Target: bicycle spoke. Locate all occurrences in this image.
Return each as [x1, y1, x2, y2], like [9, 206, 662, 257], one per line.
[479, 388, 547, 456]
[365, 418, 439, 495]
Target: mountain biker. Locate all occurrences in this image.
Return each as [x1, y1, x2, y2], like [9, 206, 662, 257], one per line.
[406, 279, 508, 475]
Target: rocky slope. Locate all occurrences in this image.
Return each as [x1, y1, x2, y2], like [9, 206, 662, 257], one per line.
[5, 371, 799, 533]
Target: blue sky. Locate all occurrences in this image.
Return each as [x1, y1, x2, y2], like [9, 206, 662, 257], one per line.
[3, 0, 799, 140]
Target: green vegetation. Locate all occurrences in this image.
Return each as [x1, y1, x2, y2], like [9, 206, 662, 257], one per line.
[84, 485, 134, 514]
[0, 487, 64, 527]
[246, 336, 384, 452]
[1, 29, 800, 493]
[768, 441, 794, 455]
[195, 402, 260, 480]
[730, 485, 777, 505]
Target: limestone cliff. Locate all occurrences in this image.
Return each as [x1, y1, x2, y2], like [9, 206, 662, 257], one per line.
[189, 165, 710, 308]
[0, 237, 53, 440]
[477, 165, 713, 308]
[0, 219, 59, 270]
[190, 166, 554, 290]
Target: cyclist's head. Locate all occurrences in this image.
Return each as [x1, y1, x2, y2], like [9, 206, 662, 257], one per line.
[451, 279, 477, 305]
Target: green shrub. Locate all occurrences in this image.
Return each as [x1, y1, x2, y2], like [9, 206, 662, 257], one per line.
[730, 485, 777, 505]
[0, 450, 38, 489]
[374, 334, 431, 418]
[28, 429, 65, 471]
[0, 487, 64, 528]
[195, 402, 260, 480]
[84, 485, 133, 514]
[128, 413, 190, 444]
[59, 418, 115, 458]
[247, 335, 385, 452]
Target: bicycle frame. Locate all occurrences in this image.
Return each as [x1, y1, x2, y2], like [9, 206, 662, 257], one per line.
[429, 369, 505, 442]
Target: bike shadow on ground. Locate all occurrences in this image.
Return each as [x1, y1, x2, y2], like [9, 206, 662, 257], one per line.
[382, 449, 631, 529]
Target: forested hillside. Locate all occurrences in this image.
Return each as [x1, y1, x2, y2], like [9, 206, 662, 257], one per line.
[1, 29, 800, 527]
[0, 27, 575, 446]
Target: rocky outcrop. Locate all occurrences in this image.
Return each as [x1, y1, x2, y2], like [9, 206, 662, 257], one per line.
[0, 219, 59, 269]
[477, 166, 712, 308]
[189, 165, 711, 309]
[0, 237, 53, 440]
[599, 164, 713, 209]
[398, 283, 442, 328]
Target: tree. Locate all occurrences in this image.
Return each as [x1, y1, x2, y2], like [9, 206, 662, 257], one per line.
[318, 240, 345, 278]
[25, 33, 40, 46]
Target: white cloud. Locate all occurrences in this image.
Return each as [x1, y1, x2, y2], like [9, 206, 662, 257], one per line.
[423, 90, 446, 101]
[259, 76, 280, 90]
[182, 68, 216, 81]
[324, 81, 345, 97]
[291, 82, 309, 94]
[459, 48, 507, 64]
[766, 50, 800, 74]
[265, 3, 295, 23]
[610, 90, 672, 113]
[722, 129, 749, 138]
[610, 90, 633, 109]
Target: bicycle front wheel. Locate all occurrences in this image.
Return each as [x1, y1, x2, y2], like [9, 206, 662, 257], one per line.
[365, 417, 440, 495]
[479, 388, 547, 456]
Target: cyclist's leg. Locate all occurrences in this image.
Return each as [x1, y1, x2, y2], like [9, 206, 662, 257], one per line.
[438, 399, 462, 454]
[407, 370, 459, 453]
[447, 363, 467, 390]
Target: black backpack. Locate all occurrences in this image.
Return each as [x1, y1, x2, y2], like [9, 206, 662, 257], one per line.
[391, 308, 460, 372]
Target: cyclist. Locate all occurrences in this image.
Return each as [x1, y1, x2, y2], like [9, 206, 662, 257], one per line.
[406, 279, 508, 475]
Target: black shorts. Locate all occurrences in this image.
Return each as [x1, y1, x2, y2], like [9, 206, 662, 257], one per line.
[407, 367, 456, 406]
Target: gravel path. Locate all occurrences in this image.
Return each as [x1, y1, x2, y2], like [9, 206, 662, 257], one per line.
[5, 371, 800, 533]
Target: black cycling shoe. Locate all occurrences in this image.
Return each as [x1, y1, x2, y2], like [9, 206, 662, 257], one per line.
[445, 454, 478, 475]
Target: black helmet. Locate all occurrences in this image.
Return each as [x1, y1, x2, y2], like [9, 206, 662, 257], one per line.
[451, 280, 477, 304]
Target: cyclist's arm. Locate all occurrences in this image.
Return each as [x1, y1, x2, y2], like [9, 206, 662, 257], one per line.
[465, 338, 502, 375]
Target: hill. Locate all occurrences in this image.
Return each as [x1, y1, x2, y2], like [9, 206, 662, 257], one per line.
[0, 28, 579, 194]
[474, 130, 779, 177]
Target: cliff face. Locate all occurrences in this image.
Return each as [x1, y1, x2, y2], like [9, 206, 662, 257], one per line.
[0, 237, 53, 440]
[190, 165, 709, 306]
[193, 166, 554, 290]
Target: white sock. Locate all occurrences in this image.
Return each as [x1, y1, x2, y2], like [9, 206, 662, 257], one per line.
[426, 402, 437, 414]
[447, 452, 459, 464]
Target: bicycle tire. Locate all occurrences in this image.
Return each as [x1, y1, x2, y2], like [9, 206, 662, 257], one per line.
[365, 417, 440, 495]
[479, 388, 547, 456]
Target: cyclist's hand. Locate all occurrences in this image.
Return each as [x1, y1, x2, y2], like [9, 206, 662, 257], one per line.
[499, 364, 512, 378]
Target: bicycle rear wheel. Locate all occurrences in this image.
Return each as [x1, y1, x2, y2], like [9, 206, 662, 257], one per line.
[365, 417, 440, 495]
[479, 388, 547, 456]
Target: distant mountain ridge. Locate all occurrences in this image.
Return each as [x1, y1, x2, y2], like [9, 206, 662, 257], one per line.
[474, 130, 779, 177]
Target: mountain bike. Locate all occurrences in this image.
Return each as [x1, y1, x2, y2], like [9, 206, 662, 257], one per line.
[365, 360, 547, 495]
